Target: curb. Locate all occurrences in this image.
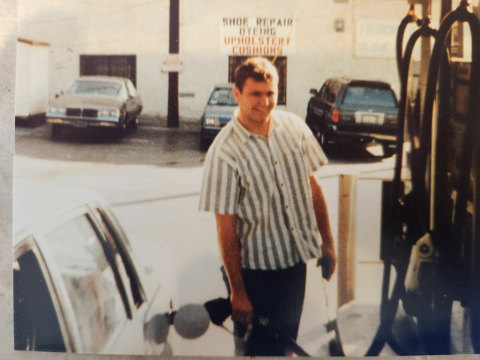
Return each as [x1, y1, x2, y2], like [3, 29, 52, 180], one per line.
[139, 115, 201, 132]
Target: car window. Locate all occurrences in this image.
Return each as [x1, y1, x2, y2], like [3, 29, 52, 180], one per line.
[317, 83, 327, 98]
[343, 86, 397, 107]
[321, 81, 331, 101]
[331, 82, 342, 99]
[67, 81, 122, 97]
[43, 215, 128, 353]
[126, 81, 137, 98]
[14, 246, 66, 352]
[208, 88, 237, 106]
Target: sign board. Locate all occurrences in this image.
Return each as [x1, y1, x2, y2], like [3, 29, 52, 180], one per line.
[161, 54, 184, 72]
[355, 20, 398, 58]
[220, 17, 296, 56]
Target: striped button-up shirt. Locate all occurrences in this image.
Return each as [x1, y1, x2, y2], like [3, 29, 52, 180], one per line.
[199, 109, 328, 270]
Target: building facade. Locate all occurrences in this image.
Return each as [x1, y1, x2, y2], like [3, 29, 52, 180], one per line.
[18, 0, 443, 120]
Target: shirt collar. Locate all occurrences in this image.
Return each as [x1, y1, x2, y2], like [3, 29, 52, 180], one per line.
[232, 108, 279, 143]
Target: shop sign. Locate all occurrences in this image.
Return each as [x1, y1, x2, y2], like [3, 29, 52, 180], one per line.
[161, 54, 184, 72]
[220, 17, 296, 56]
[355, 20, 398, 58]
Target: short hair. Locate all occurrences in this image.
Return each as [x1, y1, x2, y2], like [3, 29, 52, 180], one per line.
[234, 57, 279, 92]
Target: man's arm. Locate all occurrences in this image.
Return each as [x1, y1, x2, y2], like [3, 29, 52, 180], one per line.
[215, 213, 253, 325]
[309, 175, 336, 280]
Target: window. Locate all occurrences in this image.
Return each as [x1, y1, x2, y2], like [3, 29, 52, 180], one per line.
[208, 88, 237, 106]
[228, 56, 287, 105]
[67, 80, 122, 97]
[126, 80, 137, 98]
[343, 86, 397, 107]
[14, 247, 66, 352]
[80, 55, 137, 87]
[44, 215, 128, 353]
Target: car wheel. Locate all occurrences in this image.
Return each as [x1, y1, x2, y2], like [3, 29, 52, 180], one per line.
[127, 116, 138, 129]
[131, 116, 138, 129]
[318, 127, 330, 151]
[200, 134, 209, 151]
[115, 118, 126, 138]
[51, 124, 63, 140]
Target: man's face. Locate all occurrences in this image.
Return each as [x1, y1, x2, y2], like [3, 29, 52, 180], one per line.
[233, 78, 278, 125]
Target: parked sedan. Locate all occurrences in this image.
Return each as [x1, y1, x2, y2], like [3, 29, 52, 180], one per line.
[200, 83, 237, 150]
[47, 76, 142, 139]
[306, 78, 398, 156]
[13, 181, 179, 355]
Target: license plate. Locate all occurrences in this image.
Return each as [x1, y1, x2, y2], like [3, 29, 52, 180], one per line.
[73, 121, 88, 128]
[362, 115, 378, 124]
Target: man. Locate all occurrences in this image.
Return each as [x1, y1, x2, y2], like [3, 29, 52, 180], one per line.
[199, 57, 336, 356]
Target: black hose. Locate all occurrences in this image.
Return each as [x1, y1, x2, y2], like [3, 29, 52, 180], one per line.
[363, 19, 436, 357]
[396, 6, 418, 80]
[413, 0, 480, 353]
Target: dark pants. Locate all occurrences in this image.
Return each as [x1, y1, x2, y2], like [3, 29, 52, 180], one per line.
[222, 262, 307, 356]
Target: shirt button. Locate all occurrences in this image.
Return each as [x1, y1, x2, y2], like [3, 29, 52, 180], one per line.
[291, 227, 294, 231]
[281, 183, 284, 187]
[285, 205, 289, 209]
[274, 161, 278, 165]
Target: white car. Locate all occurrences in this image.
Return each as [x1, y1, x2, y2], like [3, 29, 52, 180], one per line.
[47, 76, 143, 139]
[13, 182, 179, 355]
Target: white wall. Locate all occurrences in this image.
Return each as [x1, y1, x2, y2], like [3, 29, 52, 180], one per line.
[18, 0, 432, 119]
[15, 41, 49, 117]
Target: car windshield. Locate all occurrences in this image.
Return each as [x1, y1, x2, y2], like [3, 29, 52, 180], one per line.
[68, 81, 122, 97]
[343, 86, 396, 107]
[208, 88, 237, 106]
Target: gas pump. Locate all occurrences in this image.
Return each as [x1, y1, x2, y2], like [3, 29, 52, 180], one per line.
[371, 0, 480, 355]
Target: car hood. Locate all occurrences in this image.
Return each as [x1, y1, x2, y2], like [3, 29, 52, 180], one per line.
[50, 93, 124, 108]
[204, 104, 237, 119]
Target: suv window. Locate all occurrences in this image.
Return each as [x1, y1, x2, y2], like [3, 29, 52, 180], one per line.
[318, 83, 328, 100]
[44, 215, 128, 353]
[343, 86, 396, 107]
[329, 81, 342, 103]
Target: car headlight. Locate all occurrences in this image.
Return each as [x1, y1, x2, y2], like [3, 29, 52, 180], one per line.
[205, 117, 219, 127]
[100, 109, 120, 118]
[48, 106, 66, 115]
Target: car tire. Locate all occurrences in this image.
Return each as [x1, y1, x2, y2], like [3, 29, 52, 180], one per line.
[115, 118, 127, 138]
[127, 116, 138, 129]
[318, 127, 330, 151]
[200, 134, 209, 151]
[51, 124, 63, 140]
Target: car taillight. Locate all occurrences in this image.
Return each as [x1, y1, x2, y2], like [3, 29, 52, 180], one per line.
[331, 109, 340, 123]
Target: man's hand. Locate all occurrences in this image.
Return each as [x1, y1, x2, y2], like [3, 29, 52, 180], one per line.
[317, 242, 336, 281]
[215, 213, 253, 325]
[310, 175, 337, 281]
[231, 290, 253, 325]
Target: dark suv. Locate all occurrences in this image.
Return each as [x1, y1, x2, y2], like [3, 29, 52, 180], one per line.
[306, 78, 398, 156]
